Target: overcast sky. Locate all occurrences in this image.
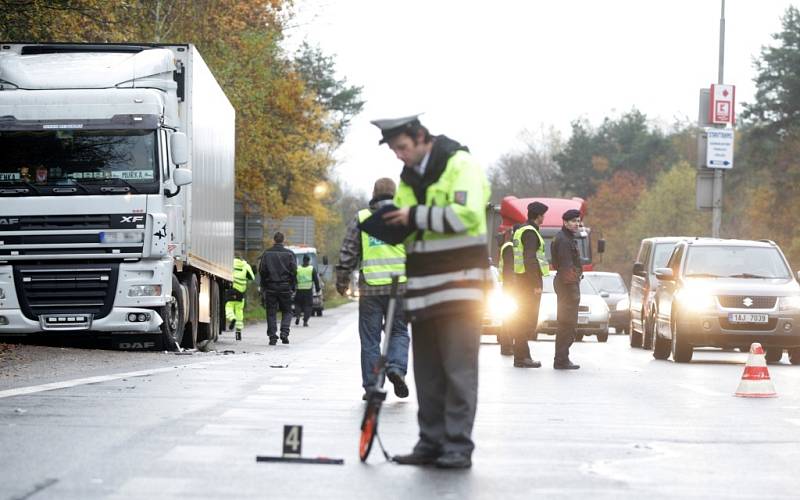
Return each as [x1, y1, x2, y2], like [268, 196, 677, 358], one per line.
[285, 0, 797, 196]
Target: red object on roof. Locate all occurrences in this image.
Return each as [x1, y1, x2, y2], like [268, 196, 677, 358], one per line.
[499, 196, 587, 230]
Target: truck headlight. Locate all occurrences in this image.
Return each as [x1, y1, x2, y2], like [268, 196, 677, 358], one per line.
[779, 295, 800, 311]
[488, 289, 518, 319]
[676, 289, 716, 312]
[616, 297, 630, 311]
[100, 231, 144, 244]
[128, 285, 162, 297]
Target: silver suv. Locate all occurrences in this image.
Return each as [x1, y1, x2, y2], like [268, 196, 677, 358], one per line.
[652, 238, 800, 364]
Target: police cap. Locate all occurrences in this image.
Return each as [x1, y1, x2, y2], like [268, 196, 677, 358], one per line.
[562, 209, 581, 221]
[527, 201, 548, 218]
[370, 114, 422, 144]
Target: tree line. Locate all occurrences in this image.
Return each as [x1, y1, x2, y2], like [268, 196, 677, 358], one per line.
[489, 6, 800, 279]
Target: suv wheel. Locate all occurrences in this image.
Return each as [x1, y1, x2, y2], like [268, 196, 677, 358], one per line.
[643, 311, 655, 350]
[789, 348, 800, 365]
[629, 317, 642, 348]
[671, 313, 693, 363]
[652, 311, 670, 360]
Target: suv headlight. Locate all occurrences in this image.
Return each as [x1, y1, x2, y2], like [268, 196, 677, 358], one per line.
[128, 285, 162, 297]
[616, 297, 630, 311]
[779, 295, 800, 311]
[100, 231, 144, 244]
[487, 289, 518, 319]
[676, 289, 716, 311]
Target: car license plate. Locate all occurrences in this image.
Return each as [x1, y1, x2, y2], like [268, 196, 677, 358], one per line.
[728, 313, 768, 324]
[577, 315, 589, 325]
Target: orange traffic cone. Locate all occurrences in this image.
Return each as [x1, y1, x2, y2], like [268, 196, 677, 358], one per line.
[734, 343, 777, 398]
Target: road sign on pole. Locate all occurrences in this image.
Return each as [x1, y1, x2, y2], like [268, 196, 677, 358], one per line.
[705, 128, 734, 169]
[710, 83, 735, 125]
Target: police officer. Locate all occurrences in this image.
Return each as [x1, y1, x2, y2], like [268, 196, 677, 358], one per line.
[550, 209, 583, 369]
[258, 232, 297, 345]
[294, 255, 320, 327]
[373, 114, 490, 469]
[225, 255, 255, 341]
[511, 202, 550, 368]
[335, 178, 410, 401]
[497, 226, 518, 356]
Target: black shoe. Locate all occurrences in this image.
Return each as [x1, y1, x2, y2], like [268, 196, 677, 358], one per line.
[268, 337, 278, 346]
[303, 322, 309, 327]
[435, 452, 472, 469]
[235, 330, 241, 341]
[387, 371, 409, 398]
[514, 358, 541, 368]
[295, 317, 300, 325]
[281, 336, 289, 344]
[500, 346, 513, 356]
[362, 392, 369, 401]
[227, 319, 235, 331]
[554, 360, 580, 370]
[392, 451, 440, 466]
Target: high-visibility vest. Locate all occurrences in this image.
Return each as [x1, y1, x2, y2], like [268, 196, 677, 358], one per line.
[296, 265, 314, 290]
[497, 241, 514, 283]
[357, 208, 407, 286]
[232, 257, 254, 293]
[513, 225, 550, 277]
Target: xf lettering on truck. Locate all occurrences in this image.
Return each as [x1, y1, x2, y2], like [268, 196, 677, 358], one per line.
[121, 216, 145, 224]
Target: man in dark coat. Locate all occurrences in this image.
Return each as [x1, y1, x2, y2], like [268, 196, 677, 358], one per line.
[258, 232, 297, 345]
[549, 209, 583, 369]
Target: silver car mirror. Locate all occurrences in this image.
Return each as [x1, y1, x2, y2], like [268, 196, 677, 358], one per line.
[654, 268, 674, 281]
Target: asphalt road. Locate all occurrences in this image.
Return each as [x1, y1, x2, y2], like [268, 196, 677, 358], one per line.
[1, 303, 799, 499]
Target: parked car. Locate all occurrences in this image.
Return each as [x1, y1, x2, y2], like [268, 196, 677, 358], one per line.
[482, 266, 518, 337]
[652, 238, 800, 364]
[629, 237, 689, 349]
[585, 271, 629, 334]
[536, 274, 610, 342]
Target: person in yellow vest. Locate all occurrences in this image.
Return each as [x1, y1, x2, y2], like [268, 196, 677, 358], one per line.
[373, 114, 490, 470]
[294, 255, 320, 327]
[225, 255, 255, 341]
[512, 201, 550, 368]
[335, 178, 410, 401]
[497, 225, 520, 356]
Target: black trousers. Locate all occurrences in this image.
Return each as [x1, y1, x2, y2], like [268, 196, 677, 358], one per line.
[294, 289, 313, 323]
[514, 283, 542, 361]
[264, 289, 293, 338]
[554, 279, 580, 363]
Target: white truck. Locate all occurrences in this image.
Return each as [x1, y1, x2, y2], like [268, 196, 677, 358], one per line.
[0, 43, 235, 350]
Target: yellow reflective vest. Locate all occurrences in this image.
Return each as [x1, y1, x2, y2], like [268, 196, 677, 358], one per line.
[513, 225, 550, 277]
[357, 208, 407, 286]
[497, 241, 514, 283]
[296, 265, 314, 290]
[232, 257, 255, 293]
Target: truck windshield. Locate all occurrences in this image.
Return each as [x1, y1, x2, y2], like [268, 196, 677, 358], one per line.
[0, 129, 158, 195]
[684, 246, 791, 279]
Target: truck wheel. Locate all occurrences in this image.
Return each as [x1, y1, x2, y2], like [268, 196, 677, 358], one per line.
[181, 273, 199, 349]
[160, 275, 185, 351]
[629, 318, 642, 348]
[671, 314, 693, 363]
[199, 279, 221, 343]
[765, 347, 783, 364]
[789, 348, 800, 365]
[597, 332, 609, 343]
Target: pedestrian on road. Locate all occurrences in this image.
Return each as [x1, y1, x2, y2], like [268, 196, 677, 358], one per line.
[335, 178, 410, 401]
[497, 226, 518, 356]
[372, 114, 491, 469]
[510, 202, 550, 368]
[550, 209, 583, 369]
[294, 255, 320, 328]
[225, 255, 255, 341]
[258, 232, 297, 345]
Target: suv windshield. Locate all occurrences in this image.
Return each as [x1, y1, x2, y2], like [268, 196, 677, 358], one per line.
[684, 246, 791, 279]
[0, 129, 158, 195]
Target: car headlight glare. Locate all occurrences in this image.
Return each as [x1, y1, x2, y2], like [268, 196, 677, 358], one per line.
[100, 231, 144, 244]
[488, 289, 518, 319]
[616, 297, 630, 311]
[676, 289, 716, 311]
[779, 295, 800, 311]
[128, 285, 162, 297]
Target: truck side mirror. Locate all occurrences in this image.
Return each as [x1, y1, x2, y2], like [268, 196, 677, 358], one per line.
[632, 262, 645, 277]
[173, 168, 193, 186]
[170, 132, 188, 166]
[597, 239, 606, 254]
[654, 268, 674, 281]
[322, 256, 329, 266]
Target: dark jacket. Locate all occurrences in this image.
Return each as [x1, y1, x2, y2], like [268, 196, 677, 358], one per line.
[520, 222, 544, 288]
[258, 244, 297, 291]
[550, 226, 582, 284]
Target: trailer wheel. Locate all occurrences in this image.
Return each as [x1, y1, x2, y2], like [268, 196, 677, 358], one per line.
[181, 273, 199, 349]
[160, 275, 185, 351]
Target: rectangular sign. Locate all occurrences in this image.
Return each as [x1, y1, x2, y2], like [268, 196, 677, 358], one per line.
[728, 313, 768, 324]
[705, 128, 734, 169]
[282, 425, 303, 458]
[710, 84, 735, 124]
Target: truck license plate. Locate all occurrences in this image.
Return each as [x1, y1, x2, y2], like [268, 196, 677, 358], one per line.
[728, 313, 768, 324]
[577, 315, 589, 325]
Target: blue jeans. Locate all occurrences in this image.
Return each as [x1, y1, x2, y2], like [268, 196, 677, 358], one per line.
[359, 294, 410, 390]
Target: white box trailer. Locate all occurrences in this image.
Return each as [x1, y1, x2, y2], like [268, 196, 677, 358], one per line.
[0, 43, 235, 349]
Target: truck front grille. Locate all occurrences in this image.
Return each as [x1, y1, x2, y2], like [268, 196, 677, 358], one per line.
[13, 264, 119, 320]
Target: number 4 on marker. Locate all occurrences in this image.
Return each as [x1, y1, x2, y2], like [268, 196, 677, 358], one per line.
[283, 425, 303, 458]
